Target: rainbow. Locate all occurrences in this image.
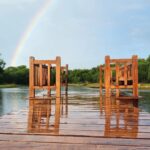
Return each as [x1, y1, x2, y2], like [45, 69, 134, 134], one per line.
[11, 0, 53, 66]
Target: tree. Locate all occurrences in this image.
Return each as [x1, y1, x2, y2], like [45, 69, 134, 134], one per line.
[0, 54, 6, 73]
[147, 55, 150, 63]
[0, 54, 6, 84]
[148, 65, 150, 82]
[3, 65, 29, 85]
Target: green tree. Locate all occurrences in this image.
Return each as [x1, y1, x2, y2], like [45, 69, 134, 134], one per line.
[0, 54, 6, 73]
[147, 55, 150, 62]
[148, 65, 150, 82]
[0, 54, 6, 84]
[4, 65, 29, 85]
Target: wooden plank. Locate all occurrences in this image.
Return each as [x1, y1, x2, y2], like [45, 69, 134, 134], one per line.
[124, 63, 127, 85]
[132, 55, 138, 97]
[34, 60, 56, 64]
[33, 86, 56, 89]
[55, 56, 61, 126]
[47, 64, 51, 96]
[116, 63, 119, 97]
[110, 59, 132, 63]
[29, 57, 35, 98]
[0, 140, 149, 150]
[111, 85, 133, 89]
[2, 123, 150, 133]
[99, 66, 103, 96]
[65, 64, 68, 95]
[56, 56, 61, 104]
[0, 134, 150, 147]
[105, 56, 111, 97]
[37, 65, 40, 86]
[39, 64, 43, 86]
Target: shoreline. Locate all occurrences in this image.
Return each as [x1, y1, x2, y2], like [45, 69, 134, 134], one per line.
[0, 84, 25, 88]
[0, 83, 150, 89]
[0, 84, 17, 88]
[69, 83, 150, 89]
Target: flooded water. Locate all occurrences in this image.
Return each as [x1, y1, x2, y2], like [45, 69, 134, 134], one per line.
[0, 87, 29, 116]
[0, 86, 150, 116]
[0, 86, 150, 139]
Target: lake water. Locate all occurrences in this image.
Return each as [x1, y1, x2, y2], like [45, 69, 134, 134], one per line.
[0, 86, 150, 116]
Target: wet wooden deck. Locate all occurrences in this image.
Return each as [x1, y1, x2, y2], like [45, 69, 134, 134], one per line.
[0, 94, 150, 150]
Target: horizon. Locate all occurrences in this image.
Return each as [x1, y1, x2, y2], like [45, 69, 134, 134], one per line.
[2, 54, 150, 70]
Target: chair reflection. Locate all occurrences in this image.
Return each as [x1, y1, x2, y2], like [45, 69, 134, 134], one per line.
[101, 96, 139, 138]
[28, 95, 68, 135]
[61, 94, 68, 117]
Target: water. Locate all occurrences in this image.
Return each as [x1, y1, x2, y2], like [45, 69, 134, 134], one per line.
[0, 87, 29, 116]
[0, 86, 150, 116]
[0, 86, 150, 139]
[139, 90, 150, 113]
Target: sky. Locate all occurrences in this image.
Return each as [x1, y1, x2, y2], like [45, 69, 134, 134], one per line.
[0, 0, 150, 69]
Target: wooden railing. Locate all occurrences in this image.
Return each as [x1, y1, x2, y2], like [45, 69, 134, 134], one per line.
[100, 55, 138, 97]
[29, 56, 68, 103]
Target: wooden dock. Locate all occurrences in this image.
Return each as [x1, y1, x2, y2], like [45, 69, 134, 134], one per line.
[0, 94, 150, 150]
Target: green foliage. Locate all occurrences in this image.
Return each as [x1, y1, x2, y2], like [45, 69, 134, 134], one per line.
[68, 56, 150, 84]
[0, 54, 6, 84]
[147, 55, 150, 62]
[0, 54, 150, 85]
[138, 56, 150, 83]
[0, 54, 5, 73]
[68, 67, 99, 83]
[51, 69, 56, 85]
[147, 66, 150, 82]
[3, 65, 29, 85]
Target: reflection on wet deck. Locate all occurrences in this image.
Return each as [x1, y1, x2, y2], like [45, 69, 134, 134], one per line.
[0, 92, 150, 149]
[102, 97, 139, 138]
[22, 94, 149, 139]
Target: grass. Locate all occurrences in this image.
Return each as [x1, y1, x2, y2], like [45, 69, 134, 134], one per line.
[69, 83, 150, 89]
[139, 83, 150, 89]
[69, 83, 99, 88]
[0, 83, 149, 89]
[0, 84, 17, 88]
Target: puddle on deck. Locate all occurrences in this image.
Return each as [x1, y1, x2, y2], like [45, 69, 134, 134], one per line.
[26, 93, 150, 139]
[0, 87, 150, 139]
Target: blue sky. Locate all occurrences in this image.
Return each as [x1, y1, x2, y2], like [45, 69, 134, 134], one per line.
[0, 0, 150, 69]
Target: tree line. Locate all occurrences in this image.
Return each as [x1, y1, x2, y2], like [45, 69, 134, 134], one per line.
[0, 54, 150, 85]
